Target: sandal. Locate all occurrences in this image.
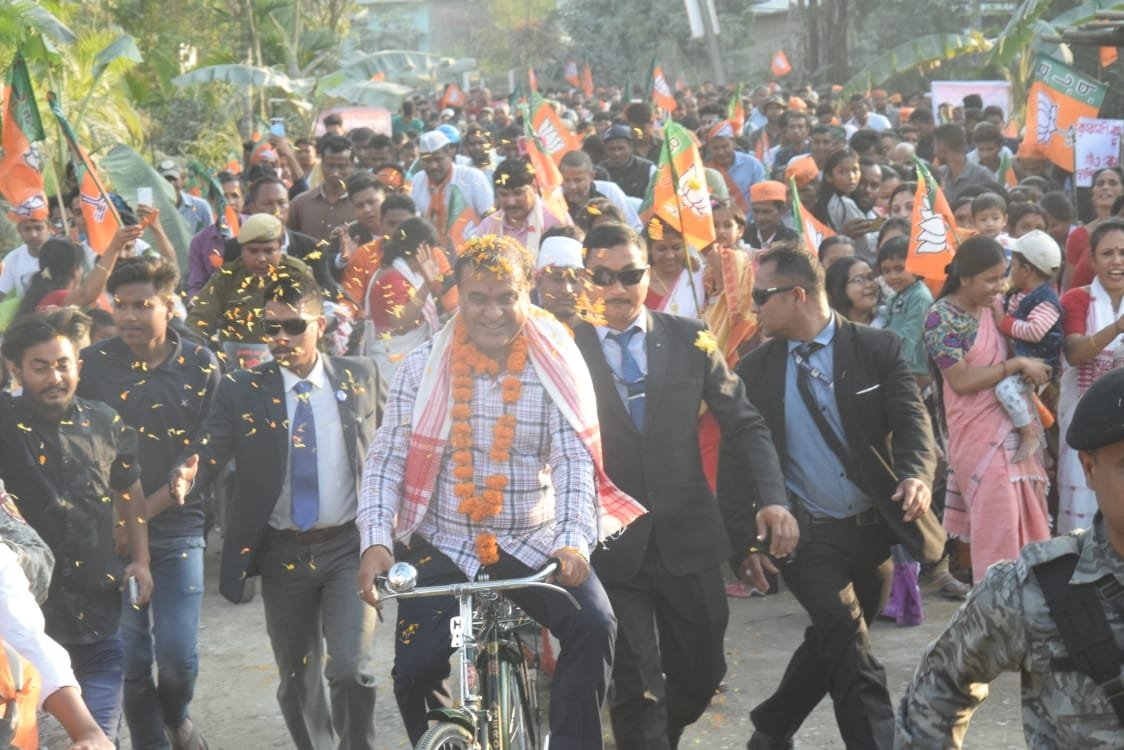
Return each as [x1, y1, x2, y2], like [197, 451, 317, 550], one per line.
[168, 719, 209, 750]
[932, 572, 971, 600]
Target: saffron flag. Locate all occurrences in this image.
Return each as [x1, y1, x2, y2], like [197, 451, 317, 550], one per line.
[564, 61, 580, 88]
[997, 152, 1018, 189]
[523, 120, 571, 223]
[650, 64, 677, 114]
[906, 157, 959, 295]
[0, 53, 47, 222]
[771, 51, 792, 78]
[48, 93, 121, 254]
[789, 178, 833, 256]
[528, 67, 539, 93]
[439, 83, 467, 110]
[1101, 46, 1118, 68]
[580, 65, 594, 100]
[1025, 54, 1107, 171]
[727, 82, 745, 135]
[529, 93, 581, 166]
[189, 160, 240, 240]
[645, 121, 715, 251]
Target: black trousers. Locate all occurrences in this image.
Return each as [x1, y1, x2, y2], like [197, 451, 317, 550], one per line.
[604, 544, 728, 750]
[750, 520, 894, 750]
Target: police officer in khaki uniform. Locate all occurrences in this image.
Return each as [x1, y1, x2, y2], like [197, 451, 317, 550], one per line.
[896, 366, 1124, 749]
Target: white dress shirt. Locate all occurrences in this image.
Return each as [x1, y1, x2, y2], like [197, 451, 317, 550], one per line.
[595, 312, 649, 409]
[0, 544, 78, 708]
[270, 356, 357, 530]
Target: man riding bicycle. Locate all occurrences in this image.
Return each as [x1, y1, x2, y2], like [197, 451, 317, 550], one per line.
[357, 234, 647, 748]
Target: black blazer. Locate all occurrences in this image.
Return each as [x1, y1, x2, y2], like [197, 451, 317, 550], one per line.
[183, 356, 383, 602]
[719, 317, 944, 564]
[574, 311, 787, 584]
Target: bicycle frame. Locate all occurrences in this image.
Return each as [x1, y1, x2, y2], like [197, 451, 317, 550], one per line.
[379, 560, 580, 749]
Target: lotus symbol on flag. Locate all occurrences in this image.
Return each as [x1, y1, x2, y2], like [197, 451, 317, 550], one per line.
[655, 76, 671, 98]
[915, 207, 947, 255]
[82, 191, 109, 222]
[23, 144, 42, 172]
[12, 193, 46, 218]
[677, 165, 710, 217]
[1035, 91, 1059, 144]
[536, 119, 566, 155]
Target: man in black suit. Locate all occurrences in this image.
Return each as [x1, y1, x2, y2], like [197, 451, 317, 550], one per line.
[573, 222, 795, 750]
[171, 276, 384, 750]
[719, 246, 944, 750]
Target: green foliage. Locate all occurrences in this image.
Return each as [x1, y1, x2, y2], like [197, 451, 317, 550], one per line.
[841, 33, 993, 98]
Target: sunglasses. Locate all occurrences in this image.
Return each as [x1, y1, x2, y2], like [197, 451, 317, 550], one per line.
[589, 267, 648, 288]
[263, 318, 314, 337]
[751, 285, 799, 306]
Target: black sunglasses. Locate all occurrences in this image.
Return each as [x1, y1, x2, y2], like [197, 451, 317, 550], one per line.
[751, 285, 799, 306]
[263, 318, 312, 337]
[589, 267, 648, 288]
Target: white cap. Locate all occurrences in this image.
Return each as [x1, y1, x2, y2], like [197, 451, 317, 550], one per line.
[418, 130, 451, 155]
[535, 236, 584, 271]
[440, 107, 455, 120]
[1013, 229, 1062, 276]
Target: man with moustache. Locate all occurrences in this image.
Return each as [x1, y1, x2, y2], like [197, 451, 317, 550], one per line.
[170, 275, 384, 750]
[409, 130, 493, 249]
[534, 232, 587, 328]
[472, 157, 568, 257]
[78, 257, 221, 750]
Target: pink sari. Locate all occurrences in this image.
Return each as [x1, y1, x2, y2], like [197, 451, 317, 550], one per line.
[941, 307, 1050, 582]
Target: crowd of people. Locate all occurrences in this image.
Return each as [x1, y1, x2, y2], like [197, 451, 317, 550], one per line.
[0, 74, 1123, 750]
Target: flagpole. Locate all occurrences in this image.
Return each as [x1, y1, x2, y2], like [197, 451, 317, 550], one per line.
[47, 143, 70, 239]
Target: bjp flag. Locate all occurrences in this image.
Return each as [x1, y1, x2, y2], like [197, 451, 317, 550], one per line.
[650, 64, 677, 114]
[564, 61, 580, 88]
[727, 82, 745, 135]
[645, 121, 715, 251]
[49, 93, 121, 254]
[771, 51, 792, 78]
[529, 93, 581, 166]
[523, 120, 570, 223]
[438, 83, 467, 110]
[906, 157, 959, 295]
[0, 53, 47, 222]
[788, 178, 833, 256]
[1025, 54, 1107, 171]
[580, 64, 594, 100]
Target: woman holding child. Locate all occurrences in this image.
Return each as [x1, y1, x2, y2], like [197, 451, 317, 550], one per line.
[922, 236, 1052, 583]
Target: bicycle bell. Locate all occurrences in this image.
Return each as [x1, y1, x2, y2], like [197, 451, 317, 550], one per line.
[386, 562, 418, 592]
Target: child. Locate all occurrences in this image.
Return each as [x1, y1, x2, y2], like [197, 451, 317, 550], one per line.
[951, 197, 974, 230]
[995, 229, 1064, 463]
[813, 148, 872, 258]
[971, 192, 1012, 254]
[744, 182, 797, 250]
[711, 198, 750, 254]
[1007, 202, 1048, 239]
[878, 236, 933, 388]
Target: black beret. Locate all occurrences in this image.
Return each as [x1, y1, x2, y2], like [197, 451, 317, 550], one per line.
[1066, 367, 1124, 451]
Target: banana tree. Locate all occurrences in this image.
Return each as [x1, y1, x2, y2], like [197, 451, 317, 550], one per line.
[840, 33, 993, 99]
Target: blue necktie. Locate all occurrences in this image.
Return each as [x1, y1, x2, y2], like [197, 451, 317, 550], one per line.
[290, 380, 319, 531]
[609, 328, 646, 430]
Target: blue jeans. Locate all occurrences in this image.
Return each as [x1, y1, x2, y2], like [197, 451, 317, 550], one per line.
[120, 536, 205, 750]
[66, 633, 124, 742]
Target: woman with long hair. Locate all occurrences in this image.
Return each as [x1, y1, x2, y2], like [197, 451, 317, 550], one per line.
[813, 148, 873, 258]
[642, 217, 705, 318]
[1056, 218, 1124, 532]
[1062, 166, 1124, 290]
[362, 217, 457, 382]
[922, 236, 1052, 582]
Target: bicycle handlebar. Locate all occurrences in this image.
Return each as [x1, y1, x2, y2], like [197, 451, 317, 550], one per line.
[377, 558, 582, 610]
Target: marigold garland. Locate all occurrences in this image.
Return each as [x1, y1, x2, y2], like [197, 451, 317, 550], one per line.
[450, 319, 528, 565]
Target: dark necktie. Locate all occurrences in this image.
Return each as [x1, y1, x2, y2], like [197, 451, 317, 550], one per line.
[609, 328, 646, 430]
[290, 380, 319, 531]
[793, 342, 853, 473]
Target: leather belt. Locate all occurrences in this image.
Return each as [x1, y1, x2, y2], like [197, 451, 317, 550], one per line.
[810, 507, 880, 526]
[267, 523, 353, 545]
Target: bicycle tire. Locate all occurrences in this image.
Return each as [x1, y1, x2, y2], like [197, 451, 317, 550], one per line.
[484, 646, 539, 750]
[415, 721, 474, 750]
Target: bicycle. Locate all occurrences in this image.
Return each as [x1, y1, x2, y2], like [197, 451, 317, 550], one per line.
[379, 559, 580, 750]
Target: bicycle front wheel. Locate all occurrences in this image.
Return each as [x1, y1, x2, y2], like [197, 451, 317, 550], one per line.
[415, 721, 475, 750]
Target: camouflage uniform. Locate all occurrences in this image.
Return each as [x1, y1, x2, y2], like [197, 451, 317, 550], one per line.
[0, 482, 54, 604]
[895, 516, 1124, 749]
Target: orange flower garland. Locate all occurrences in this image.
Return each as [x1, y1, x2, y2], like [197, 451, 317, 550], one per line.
[450, 319, 529, 565]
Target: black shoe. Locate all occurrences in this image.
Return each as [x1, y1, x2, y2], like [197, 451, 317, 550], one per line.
[746, 730, 794, 750]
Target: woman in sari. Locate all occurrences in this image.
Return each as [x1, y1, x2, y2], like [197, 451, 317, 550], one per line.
[1062, 166, 1124, 291]
[362, 217, 457, 383]
[922, 236, 1052, 583]
[1057, 218, 1124, 532]
[643, 217, 706, 318]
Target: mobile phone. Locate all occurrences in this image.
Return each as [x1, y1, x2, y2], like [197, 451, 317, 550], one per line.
[137, 186, 154, 207]
[866, 215, 886, 232]
[270, 117, 286, 138]
[127, 576, 140, 606]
